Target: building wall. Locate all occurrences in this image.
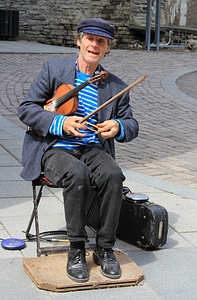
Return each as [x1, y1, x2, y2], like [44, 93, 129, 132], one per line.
[0, 0, 147, 48]
[0, 0, 196, 48]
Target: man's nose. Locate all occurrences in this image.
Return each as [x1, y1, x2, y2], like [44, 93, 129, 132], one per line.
[91, 39, 99, 47]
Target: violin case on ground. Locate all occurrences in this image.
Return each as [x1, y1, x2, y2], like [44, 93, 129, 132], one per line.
[86, 187, 168, 249]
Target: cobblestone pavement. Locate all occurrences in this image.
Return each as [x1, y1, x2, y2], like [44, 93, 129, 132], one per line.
[0, 47, 197, 190]
[176, 71, 197, 99]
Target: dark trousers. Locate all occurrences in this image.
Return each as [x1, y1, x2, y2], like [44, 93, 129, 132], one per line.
[41, 144, 125, 248]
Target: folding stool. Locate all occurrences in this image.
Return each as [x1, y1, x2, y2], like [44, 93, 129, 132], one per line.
[25, 174, 71, 256]
[25, 173, 97, 257]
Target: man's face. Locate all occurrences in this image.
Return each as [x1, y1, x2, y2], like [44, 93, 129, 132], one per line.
[77, 33, 110, 66]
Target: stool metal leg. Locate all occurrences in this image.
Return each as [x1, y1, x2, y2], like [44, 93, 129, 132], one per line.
[33, 183, 44, 257]
[25, 182, 44, 240]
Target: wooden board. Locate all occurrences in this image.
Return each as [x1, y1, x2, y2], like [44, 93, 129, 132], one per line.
[23, 249, 144, 292]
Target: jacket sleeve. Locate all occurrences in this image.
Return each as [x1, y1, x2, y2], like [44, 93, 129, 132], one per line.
[18, 59, 57, 137]
[98, 72, 139, 143]
[115, 89, 139, 143]
[97, 72, 139, 159]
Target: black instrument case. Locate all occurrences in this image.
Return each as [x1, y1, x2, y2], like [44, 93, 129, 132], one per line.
[86, 187, 168, 249]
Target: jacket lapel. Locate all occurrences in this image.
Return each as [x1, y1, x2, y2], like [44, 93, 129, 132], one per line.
[57, 56, 77, 87]
[98, 80, 113, 122]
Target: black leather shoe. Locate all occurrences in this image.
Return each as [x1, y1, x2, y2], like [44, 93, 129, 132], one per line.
[67, 248, 89, 282]
[93, 247, 121, 279]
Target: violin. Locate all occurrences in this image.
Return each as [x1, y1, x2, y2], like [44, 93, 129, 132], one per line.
[43, 71, 108, 115]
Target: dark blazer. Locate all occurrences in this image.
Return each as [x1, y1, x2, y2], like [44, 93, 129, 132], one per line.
[18, 56, 139, 180]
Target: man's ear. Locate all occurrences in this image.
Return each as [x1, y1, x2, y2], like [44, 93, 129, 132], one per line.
[76, 38, 81, 48]
[105, 45, 111, 55]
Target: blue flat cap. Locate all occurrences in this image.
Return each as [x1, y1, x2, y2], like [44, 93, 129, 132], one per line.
[77, 18, 115, 39]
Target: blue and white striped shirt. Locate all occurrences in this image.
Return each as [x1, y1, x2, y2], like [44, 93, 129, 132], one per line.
[49, 71, 100, 150]
[49, 70, 124, 150]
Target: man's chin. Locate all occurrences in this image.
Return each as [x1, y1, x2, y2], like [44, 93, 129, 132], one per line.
[86, 58, 100, 65]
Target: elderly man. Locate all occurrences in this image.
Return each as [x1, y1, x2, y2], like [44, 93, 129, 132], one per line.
[18, 18, 139, 283]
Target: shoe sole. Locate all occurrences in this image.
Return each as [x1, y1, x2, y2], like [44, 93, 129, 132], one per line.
[93, 252, 122, 279]
[66, 271, 89, 283]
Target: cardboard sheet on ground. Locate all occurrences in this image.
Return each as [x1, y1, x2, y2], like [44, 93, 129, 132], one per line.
[23, 250, 144, 292]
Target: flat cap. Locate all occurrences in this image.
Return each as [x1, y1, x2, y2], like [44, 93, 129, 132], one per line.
[77, 18, 115, 39]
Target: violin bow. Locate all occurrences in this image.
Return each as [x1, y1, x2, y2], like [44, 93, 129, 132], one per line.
[80, 74, 147, 130]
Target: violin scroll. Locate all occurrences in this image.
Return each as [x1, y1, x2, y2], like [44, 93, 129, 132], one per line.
[90, 71, 108, 84]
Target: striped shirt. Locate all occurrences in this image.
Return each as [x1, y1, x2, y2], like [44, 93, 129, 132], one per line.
[49, 71, 100, 150]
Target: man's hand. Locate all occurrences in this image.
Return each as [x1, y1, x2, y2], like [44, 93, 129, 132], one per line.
[63, 116, 87, 137]
[97, 120, 120, 139]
